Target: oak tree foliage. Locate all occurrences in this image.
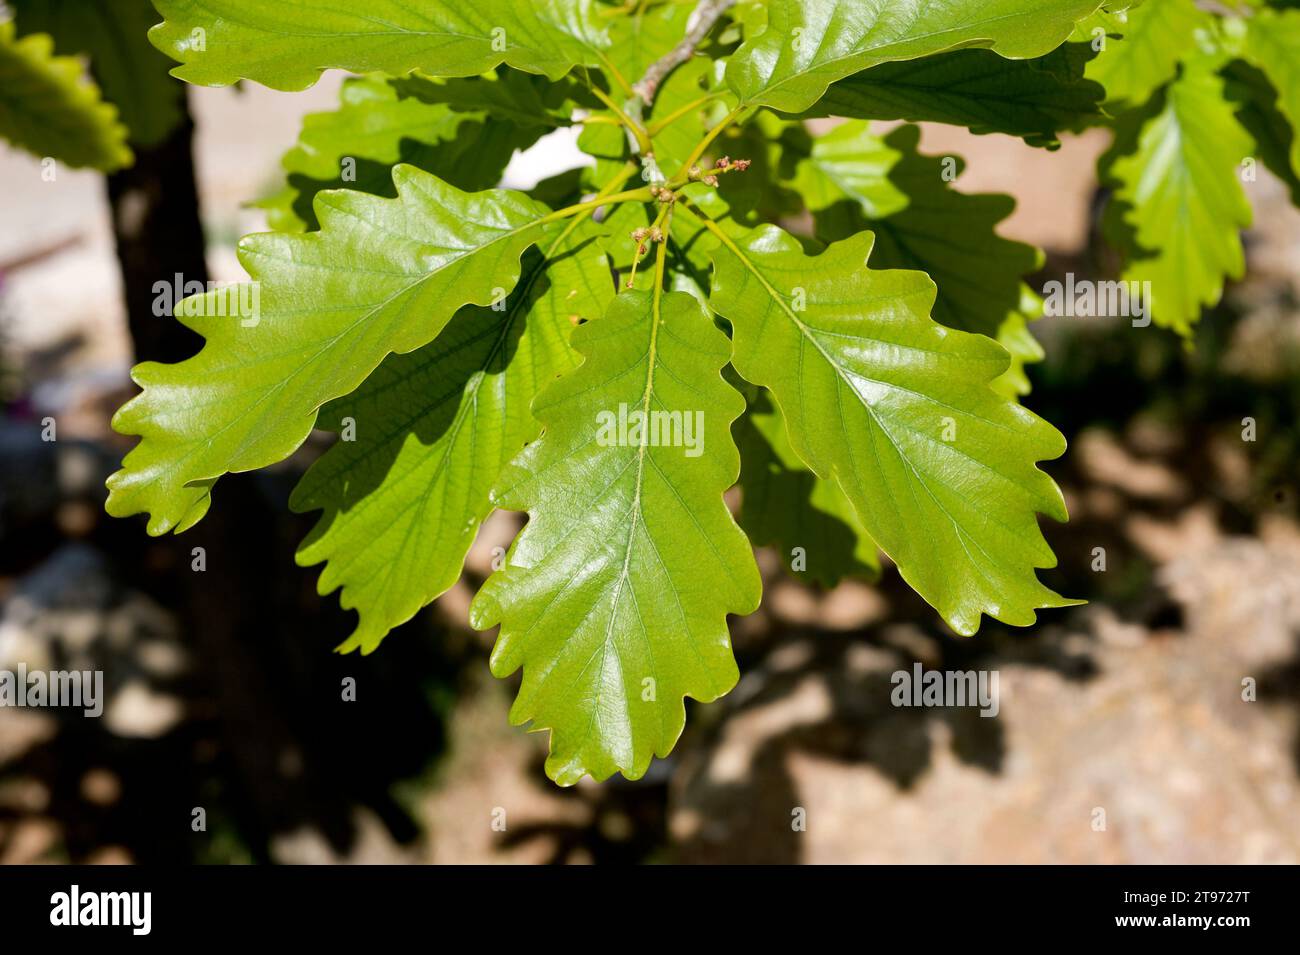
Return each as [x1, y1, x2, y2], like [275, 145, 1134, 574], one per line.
[6, 0, 1297, 784]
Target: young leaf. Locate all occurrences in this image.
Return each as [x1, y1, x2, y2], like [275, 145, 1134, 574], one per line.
[726, 0, 1104, 114]
[797, 44, 1105, 149]
[291, 222, 612, 653]
[1083, 0, 1209, 108]
[736, 387, 880, 587]
[107, 168, 560, 535]
[259, 75, 542, 232]
[1103, 58, 1253, 334]
[707, 224, 1075, 635]
[1244, 7, 1300, 180]
[11, 0, 184, 146]
[470, 290, 761, 785]
[0, 20, 131, 170]
[148, 0, 610, 90]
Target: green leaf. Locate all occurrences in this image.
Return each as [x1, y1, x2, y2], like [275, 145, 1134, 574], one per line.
[1102, 57, 1253, 334]
[1244, 7, 1300, 180]
[726, 0, 1104, 113]
[602, 0, 694, 87]
[797, 123, 1043, 345]
[790, 121, 908, 220]
[11, 0, 184, 146]
[1222, 59, 1300, 206]
[258, 75, 542, 232]
[797, 44, 1105, 148]
[390, 68, 592, 128]
[291, 221, 612, 653]
[148, 0, 611, 90]
[707, 223, 1075, 635]
[107, 167, 559, 535]
[577, 118, 630, 192]
[736, 386, 880, 587]
[470, 290, 761, 785]
[0, 20, 131, 170]
[1082, 0, 1210, 108]
[990, 292, 1048, 400]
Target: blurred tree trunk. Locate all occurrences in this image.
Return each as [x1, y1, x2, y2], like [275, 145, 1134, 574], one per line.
[105, 93, 206, 366]
[103, 92, 297, 859]
[100, 93, 431, 860]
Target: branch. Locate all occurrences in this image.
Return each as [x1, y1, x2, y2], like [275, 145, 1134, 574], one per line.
[632, 0, 737, 107]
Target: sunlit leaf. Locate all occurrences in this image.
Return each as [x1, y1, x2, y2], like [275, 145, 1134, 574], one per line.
[149, 0, 611, 90]
[727, 0, 1103, 114]
[708, 223, 1075, 635]
[107, 168, 559, 534]
[471, 290, 760, 784]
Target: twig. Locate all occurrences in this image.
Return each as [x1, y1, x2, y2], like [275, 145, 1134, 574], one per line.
[632, 0, 737, 107]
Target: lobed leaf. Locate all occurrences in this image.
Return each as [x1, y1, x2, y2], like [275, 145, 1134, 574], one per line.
[795, 123, 1044, 360]
[107, 167, 558, 535]
[1102, 57, 1253, 334]
[259, 75, 543, 232]
[798, 44, 1105, 148]
[726, 0, 1104, 114]
[1082, 0, 1210, 109]
[1222, 60, 1300, 207]
[471, 290, 761, 784]
[0, 19, 131, 170]
[708, 223, 1076, 635]
[292, 221, 612, 653]
[148, 0, 610, 90]
[11, 0, 184, 146]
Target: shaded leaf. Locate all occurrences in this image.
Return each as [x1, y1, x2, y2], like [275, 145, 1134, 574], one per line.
[797, 123, 1042, 346]
[0, 20, 131, 170]
[391, 68, 592, 128]
[1244, 7, 1300, 180]
[292, 221, 613, 653]
[1083, 0, 1209, 108]
[12, 0, 184, 146]
[798, 43, 1105, 148]
[1222, 59, 1300, 206]
[736, 386, 880, 587]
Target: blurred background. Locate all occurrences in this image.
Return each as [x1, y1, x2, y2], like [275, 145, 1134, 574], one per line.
[2, 73, 1300, 864]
